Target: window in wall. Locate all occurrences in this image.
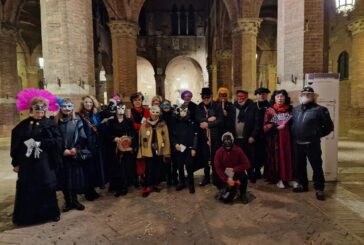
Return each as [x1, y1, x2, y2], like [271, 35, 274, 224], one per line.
[188, 5, 195, 35]
[171, 4, 179, 35]
[139, 8, 147, 36]
[180, 6, 187, 35]
[337, 51, 349, 80]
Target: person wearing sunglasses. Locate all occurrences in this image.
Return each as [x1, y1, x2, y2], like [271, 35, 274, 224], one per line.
[195, 87, 223, 187]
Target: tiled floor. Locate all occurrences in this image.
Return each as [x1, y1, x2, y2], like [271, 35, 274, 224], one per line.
[0, 140, 363, 245]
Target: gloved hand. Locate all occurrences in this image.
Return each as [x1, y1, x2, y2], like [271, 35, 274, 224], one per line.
[23, 138, 42, 158]
[33, 141, 42, 158]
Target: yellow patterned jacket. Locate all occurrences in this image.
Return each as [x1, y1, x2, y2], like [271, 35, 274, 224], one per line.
[137, 120, 171, 158]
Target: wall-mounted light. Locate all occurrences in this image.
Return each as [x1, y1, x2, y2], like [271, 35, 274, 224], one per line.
[336, 0, 355, 16]
[38, 57, 44, 69]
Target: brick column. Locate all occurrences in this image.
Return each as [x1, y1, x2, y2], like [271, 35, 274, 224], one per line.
[26, 66, 41, 88]
[348, 17, 364, 108]
[0, 26, 20, 137]
[109, 20, 138, 101]
[216, 49, 233, 91]
[232, 18, 261, 95]
[208, 64, 218, 94]
[40, 0, 95, 104]
[155, 74, 165, 98]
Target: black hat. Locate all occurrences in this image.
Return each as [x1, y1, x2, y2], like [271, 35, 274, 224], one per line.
[254, 87, 271, 95]
[301, 86, 315, 94]
[200, 87, 212, 96]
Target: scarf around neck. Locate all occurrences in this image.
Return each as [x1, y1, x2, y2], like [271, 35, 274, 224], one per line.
[234, 100, 250, 123]
[273, 103, 289, 113]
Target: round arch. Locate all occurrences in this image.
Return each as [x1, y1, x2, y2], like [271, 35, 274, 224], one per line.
[165, 56, 204, 105]
[137, 56, 156, 105]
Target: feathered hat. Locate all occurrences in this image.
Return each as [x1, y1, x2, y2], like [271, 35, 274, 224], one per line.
[16, 88, 59, 112]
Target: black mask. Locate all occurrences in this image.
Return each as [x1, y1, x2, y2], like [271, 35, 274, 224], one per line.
[222, 138, 233, 151]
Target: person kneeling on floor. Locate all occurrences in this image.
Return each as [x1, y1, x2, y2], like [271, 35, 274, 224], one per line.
[214, 132, 251, 204]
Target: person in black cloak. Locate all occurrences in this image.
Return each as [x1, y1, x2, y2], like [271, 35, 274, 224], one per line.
[107, 104, 137, 197]
[11, 89, 62, 226]
[171, 104, 198, 193]
[55, 98, 87, 212]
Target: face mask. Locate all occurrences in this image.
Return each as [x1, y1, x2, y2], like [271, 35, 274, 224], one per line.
[116, 105, 126, 115]
[179, 108, 188, 118]
[299, 95, 313, 105]
[222, 138, 233, 151]
[32, 104, 47, 111]
[150, 106, 161, 116]
[60, 102, 74, 112]
[160, 103, 171, 110]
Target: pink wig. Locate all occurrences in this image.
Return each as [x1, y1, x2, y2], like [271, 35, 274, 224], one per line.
[16, 88, 59, 112]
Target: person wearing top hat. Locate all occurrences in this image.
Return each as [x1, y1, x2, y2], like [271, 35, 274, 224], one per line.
[195, 87, 224, 186]
[251, 87, 271, 179]
[291, 86, 334, 201]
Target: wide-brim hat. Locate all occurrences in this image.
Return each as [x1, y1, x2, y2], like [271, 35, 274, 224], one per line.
[254, 87, 271, 95]
[200, 87, 212, 96]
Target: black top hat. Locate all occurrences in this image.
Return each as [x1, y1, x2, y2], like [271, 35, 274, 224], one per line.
[301, 86, 315, 94]
[200, 87, 212, 95]
[254, 87, 271, 95]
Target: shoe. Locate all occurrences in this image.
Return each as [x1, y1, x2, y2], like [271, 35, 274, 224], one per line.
[239, 193, 249, 204]
[141, 187, 152, 198]
[172, 178, 179, 186]
[153, 185, 162, 192]
[176, 183, 186, 191]
[292, 185, 309, 193]
[199, 176, 210, 187]
[114, 191, 122, 197]
[62, 204, 72, 212]
[73, 200, 85, 211]
[52, 216, 60, 222]
[189, 184, 195, 194]
[288, 181, 299, 188]
[85, 193, 96, 201]
[120, 189, 128, 196]
[249, 176, 257, 184]
[316, 191, 325, 201]
[276, 180, 285, 189]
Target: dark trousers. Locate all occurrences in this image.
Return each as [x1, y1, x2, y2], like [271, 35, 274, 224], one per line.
[164, 154, 178, 183]
[235, 138, 255, 177]
[176, 150, 194, 184]
[216, 172, 248, 194]
[144, 156, 163, 187]
[295, 141, 325, 191]
[201, 140, 218, 182]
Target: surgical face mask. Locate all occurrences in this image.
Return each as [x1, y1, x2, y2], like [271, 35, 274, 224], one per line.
[32, 103, 47, 112]
[116, 105, 126, 115]
[299, 95, 313, 105]
[60, 102, 74, 112]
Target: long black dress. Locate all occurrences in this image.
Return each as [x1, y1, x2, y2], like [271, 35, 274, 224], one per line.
[107, 116, 137, 193]
[11, 117, 62, 225]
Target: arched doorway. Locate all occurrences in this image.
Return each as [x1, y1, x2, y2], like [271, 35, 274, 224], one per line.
[137, 56, 156, 105]
[165, 56, 204, 105]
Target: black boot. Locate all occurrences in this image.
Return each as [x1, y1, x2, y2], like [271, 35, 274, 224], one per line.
[199, 175, 210, 187]
[315, 190, 325, 201]
[239, 192, 249, 204]
[188, 177, 195, 194]
[62, 191, 73, 212]
[72, 194, 85, 211]
[176, 181, 186, 191]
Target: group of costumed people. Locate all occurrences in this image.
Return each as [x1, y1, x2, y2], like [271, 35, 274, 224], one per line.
[10, 85, 334, 226]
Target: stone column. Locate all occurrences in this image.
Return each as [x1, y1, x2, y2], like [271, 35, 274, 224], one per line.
[26, 66, 41, 88]
[216, 49, 233, 91]
[0, 26, 20, 137]
[348, 17, 364, 108]
[208, 64, 218, 94]
[109, 20, 138, 101]
[232, 18, 261, 95]
[155, 74, 166, 98]
[40, 0, 95, 104]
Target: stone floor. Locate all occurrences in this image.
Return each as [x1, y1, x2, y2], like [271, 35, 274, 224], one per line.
[0, 140, 363, 245]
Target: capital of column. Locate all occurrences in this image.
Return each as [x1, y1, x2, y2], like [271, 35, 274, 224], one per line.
[348, 17, 364, 36]
[208, 64, 217, 72]
[232, 18, 262, 36]
[109, 20, 139, 39]
[0, 23, 17, 39]
[216, 49, 232, 60]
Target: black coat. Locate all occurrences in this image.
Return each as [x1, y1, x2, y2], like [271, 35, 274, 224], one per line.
[215, 101, 234, 134]
[11, 117, 62, 225]
[291, 102, 334, 142]
[227, 99, 260, 141]
[195, 101, 223, 143]
[171, 116, 199, 150]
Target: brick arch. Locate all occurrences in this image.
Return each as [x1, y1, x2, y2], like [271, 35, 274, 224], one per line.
[2, 0, 27, 25]
[133, 0, 239, 24]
